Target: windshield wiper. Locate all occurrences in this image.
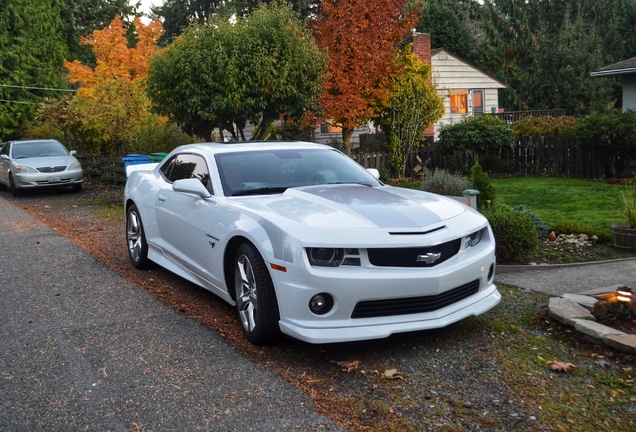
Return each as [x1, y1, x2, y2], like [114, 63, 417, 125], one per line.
[232, 186, 288, 197]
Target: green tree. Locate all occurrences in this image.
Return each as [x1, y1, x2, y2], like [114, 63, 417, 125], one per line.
[535, 9, 614, 116]
[482, 0, 541, 111]
[147, 1, 327, 141]
[416, 0, 481, 64]
[373, 48, 444, 178]
[0, 0, 68, 140]
[152, 0, 320, 45]
[60, 0, 138, 65]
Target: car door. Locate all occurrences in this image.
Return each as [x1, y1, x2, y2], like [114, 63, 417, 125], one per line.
[154, 153, 224, 287]
[0, 142, 11, 185]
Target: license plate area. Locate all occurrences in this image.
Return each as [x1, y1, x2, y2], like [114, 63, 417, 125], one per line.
[47, 176, 61, 183]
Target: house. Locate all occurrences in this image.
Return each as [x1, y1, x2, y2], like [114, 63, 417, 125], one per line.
[590, 57, 636, 112]
[311, 32, 507, 144]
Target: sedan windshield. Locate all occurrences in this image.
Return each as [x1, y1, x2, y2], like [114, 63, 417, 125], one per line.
[216, 148, 381, 197]
[12, 141, 69, 159]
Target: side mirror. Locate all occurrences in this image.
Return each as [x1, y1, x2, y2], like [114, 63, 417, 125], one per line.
[366, 168, 380, 179]
[172, 178, 211, 198]
[70, 150, 77, 155]
[0, 154, 9, 160]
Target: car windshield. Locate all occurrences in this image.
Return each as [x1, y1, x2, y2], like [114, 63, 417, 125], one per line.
[12, 141, 69, 159]
[216, 148, 381, 197]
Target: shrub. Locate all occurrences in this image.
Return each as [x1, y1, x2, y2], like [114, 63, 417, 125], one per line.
[576, 110, 636, 177]
[470, 163, 495, 208]
[481, 204, 539, 264]
[513, 205, 550, 238]
[512, 116, 577, 137]
[437, 115, 515, 159]
[551, 220, 611, 243]
[479, 154, 516, 174]
[420, 168, 471, 196]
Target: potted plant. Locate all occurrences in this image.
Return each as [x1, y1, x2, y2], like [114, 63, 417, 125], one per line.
[611, 178, 636, 249]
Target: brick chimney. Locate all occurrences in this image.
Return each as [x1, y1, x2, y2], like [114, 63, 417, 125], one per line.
[409, 31, 435, 137]
[411, 32, 431, 65]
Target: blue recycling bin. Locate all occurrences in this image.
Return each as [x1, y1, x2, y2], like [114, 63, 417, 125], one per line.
[122, 154, 150, 179]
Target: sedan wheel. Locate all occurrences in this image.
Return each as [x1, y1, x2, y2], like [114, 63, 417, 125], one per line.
[234, 243, 281, 345]
[126, 203, 151, 269]
[9, 174, 21, 197]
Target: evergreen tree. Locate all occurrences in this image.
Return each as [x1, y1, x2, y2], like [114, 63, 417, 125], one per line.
[0, 0, 68, 140]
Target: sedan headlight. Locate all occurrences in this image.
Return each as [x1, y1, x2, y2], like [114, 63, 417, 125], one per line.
[15, 165, 38, 173]
[68, 161, 82, 170]
[306, 248, 361, 267]
[464, 228, 484, 248]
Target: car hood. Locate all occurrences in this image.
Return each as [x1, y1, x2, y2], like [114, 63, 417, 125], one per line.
[12, 155, 78, 169]
[236, 184, 467, 230]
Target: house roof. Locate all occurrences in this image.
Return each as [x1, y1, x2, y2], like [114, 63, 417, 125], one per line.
[590, 56, 636, 77]
[430, 48, 508, 88]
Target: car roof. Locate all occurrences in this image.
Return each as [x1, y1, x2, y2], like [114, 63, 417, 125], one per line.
[173, 141, 331, 156]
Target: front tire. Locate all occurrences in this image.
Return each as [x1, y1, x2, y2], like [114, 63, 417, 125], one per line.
[234, 243, 282, 345]
[126, 203, 151, 269]
[9, 174, 21, 197]
[72, 184, 82, 192]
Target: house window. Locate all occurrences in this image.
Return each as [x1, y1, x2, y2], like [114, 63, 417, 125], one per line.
[449, 89, 469, 114]
[320, 123, 342, 134]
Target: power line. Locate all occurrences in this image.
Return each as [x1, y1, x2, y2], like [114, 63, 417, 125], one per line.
[0, 99, 44, 105]
[0, 84, 76, 92]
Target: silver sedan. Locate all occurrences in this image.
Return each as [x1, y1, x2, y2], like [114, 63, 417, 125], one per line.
[0, 139, 84, 196]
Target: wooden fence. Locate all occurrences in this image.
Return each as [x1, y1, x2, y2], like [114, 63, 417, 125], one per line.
[77, 136, 623, 187]
[354, 136, 612, 179]
[76, 154, 127, 185]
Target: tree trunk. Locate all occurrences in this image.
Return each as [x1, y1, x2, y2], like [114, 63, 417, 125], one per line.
[341, 127, 354, 156]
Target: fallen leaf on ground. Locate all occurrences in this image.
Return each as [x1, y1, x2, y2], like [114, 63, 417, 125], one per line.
[334, 360, 360, 372]
[383, 368, 403, 379]
[549, 361, 575, 374]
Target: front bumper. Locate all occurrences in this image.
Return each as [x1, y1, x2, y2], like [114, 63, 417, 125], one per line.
[270, 243, 499, 344]
[13, 170, 84, 189]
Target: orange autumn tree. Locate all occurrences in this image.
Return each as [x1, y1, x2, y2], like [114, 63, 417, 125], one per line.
[49, 16, 170, 156]
[64, 15, 163, 95]
[312, 0, 419, 155]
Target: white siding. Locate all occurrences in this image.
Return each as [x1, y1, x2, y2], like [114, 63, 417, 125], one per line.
[624, 74, 636, 112]
[432, 50, 507, 139]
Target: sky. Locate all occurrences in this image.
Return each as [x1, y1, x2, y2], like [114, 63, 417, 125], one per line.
[138, 0, 159, 17]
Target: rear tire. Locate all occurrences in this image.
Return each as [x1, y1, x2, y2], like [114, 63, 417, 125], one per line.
[126, 203, 151, 269]
[9, 174, 21, 197]
[234, 242, 282, 345]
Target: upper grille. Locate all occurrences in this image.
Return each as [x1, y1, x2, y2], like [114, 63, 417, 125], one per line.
[351, 279, 480, 319]
[367, 239, 461, 267]
[37, 166, 66, 173]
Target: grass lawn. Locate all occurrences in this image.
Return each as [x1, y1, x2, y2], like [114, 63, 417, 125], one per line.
[490, 177, 627, 236]
[391, 176, 629, 237]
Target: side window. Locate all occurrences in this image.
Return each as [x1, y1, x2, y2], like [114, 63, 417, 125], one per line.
[0, 142, 10, 156]
[162, 153, 211, 192]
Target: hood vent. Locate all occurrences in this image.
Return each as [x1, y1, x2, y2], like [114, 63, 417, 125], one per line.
[389, 226, 445, 236]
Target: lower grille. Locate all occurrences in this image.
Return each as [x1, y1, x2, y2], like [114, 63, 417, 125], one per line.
[351, 279, 480, 319]
[367, 239, 461, 267]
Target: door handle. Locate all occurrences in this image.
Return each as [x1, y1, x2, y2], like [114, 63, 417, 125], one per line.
[158, 194, 166, 202]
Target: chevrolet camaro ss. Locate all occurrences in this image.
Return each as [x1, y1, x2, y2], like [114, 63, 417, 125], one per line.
[124, 141, 500, 345]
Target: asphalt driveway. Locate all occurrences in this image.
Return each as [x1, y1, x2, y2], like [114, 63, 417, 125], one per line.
[0, 196, 343, 431]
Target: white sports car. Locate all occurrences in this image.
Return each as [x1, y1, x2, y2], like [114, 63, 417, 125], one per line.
[124, 141, 500, 345]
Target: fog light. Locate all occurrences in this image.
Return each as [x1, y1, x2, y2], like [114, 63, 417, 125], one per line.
[488, 263, 495, 282]
[309, 293, 334, 315]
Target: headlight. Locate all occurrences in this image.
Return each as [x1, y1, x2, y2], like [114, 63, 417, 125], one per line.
[306, 248, 361, 267]
[307, 248, 345, 267]
[464, 229, 483, 248]
[15, 165, 38, 173]
[68, 161, 82, 170]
